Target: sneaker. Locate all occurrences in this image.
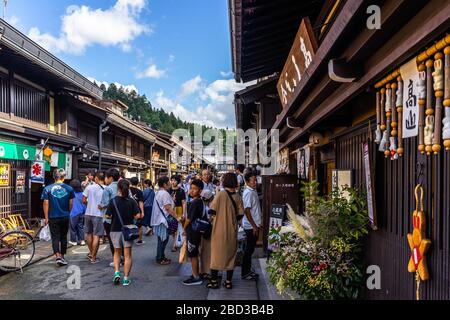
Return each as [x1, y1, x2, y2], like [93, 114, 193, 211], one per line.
[80, 241, 86, 246]
[182, 276, 203, 286]
[113, 271, 121, 285]
[122, 277, 131, 286]
[135, 240, 145, 245]
[68, 241, 77, 246]
[56, 258, 64, 267]
[59, 257, 68, 266]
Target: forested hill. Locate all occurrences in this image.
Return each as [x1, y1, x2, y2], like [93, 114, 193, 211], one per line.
[99, 83, 219, 135]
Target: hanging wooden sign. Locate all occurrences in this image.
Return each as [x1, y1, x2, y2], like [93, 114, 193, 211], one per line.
[277, 17, 318, 108]
[400, 58, 420, 139]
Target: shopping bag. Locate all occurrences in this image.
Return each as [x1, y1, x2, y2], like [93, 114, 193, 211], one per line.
[179, 239, 188, 264]
[39, 224, 51, 242]
[175, 223, 184, 248]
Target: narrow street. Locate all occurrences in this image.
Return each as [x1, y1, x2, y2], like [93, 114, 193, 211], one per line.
[0, 234, 264, 300]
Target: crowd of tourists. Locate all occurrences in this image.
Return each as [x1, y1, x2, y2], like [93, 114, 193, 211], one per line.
[41, 164, 262, 289]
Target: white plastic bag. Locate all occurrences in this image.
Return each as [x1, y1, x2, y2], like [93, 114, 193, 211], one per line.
[39, 224, 51, 242]
[175, 223, 184, 248]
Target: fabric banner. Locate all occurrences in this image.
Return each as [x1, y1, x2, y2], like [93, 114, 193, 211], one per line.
[0, 140, 36, 161]
[400, 58, 420, 138]
[65, 153, 72, 179]
[35, 149, 66, 171]
[31, 161, 45, 184]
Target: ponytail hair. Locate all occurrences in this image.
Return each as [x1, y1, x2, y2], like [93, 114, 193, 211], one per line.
[118, 179, 130, 198]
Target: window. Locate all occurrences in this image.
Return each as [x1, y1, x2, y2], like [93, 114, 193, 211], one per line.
[126, 137, 132, 156]
[103, 133, 114, 150]
[115, 135, 126, 154]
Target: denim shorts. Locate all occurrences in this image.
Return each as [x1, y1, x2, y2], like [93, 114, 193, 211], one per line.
[84, 215, 104, 236]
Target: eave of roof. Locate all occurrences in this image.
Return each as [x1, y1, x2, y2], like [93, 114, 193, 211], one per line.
[0, 19, 103, 100]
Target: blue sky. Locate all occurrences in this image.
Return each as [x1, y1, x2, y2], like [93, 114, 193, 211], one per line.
[4, 0, 250, 128]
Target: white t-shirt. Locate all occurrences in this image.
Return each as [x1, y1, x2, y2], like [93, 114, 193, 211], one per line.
[83, 183, 104, 218]
[242, 186, 262, 230]
[151, 189, 175, 227]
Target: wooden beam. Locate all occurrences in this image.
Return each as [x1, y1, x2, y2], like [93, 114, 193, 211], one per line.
[271, 0, 365, 131]
[280, 0, 450, 149]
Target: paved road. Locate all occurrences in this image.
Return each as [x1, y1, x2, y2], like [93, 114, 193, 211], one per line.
[0, 234, 210, 300]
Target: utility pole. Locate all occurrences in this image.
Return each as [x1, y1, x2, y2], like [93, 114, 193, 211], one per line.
[3, 0, 8, 20]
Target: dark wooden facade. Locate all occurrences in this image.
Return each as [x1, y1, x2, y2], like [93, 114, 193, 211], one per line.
[230, 0, 450, 299]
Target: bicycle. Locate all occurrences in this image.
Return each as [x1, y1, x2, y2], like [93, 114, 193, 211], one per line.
[0, 222, 36, 273]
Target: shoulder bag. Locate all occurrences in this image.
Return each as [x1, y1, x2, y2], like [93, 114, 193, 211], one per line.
[191, 201, 212, 238]
[156, 199, 178, 235]
[112, 198, 139, 241]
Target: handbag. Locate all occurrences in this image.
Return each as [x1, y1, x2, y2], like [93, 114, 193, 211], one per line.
[156, 200, 178, 235]
[112, 198, 139, 241]
[191, 201, 212, 238]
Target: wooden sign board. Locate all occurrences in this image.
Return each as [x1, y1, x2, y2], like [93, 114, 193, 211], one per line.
[277, 17, 318, 108]
[0, 163, 10, 186]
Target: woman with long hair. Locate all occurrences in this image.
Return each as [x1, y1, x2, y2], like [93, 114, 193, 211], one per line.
[106, 179, 141, 286]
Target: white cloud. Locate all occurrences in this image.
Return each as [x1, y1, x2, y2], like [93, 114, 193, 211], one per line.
[220, 70, 233, 77]
[153, 78, 251, 128]
[200, 79, 248, 103]
[180, 75, 202, 97]
[168, 54, 176, 63]
[136, 64, 167, 79]
[28, 0, 150, 55]
[88, 77, 139, 94]
[6, 16, 20, 27]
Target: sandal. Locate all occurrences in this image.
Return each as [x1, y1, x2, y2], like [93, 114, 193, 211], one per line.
[158, 258, 171, 265]
[200, 273, 212, 280]
[206, 280, 219, 289]
[223, 280, 233, 289]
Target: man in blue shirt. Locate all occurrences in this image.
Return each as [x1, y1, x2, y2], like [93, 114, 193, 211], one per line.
[41, 168, 75, 267]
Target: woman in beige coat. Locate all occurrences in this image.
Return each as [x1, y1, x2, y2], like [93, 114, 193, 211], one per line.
[206, 172, 244, 289]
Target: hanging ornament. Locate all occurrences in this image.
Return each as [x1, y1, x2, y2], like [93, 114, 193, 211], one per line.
[442, 46, 450, 149]
[390, 82, 398, 160]
[407, 184, 431, 300]
[396, 76, 404, 156]
[424, 59, 435, 155]
[375, 91, 382, 144]
[432, 52, 444, 154]
[384, 84, 392, 158]
[379, 88, 388, 152]
[417, 64, 426, 153]
[43, 146, 53, 163]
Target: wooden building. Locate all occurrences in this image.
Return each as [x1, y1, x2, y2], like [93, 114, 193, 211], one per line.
[0, 19, 157, 219]
[229, 0, 450, 299]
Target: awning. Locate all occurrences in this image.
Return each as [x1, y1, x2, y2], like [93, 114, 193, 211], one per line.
[0, 140, 36, 161]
